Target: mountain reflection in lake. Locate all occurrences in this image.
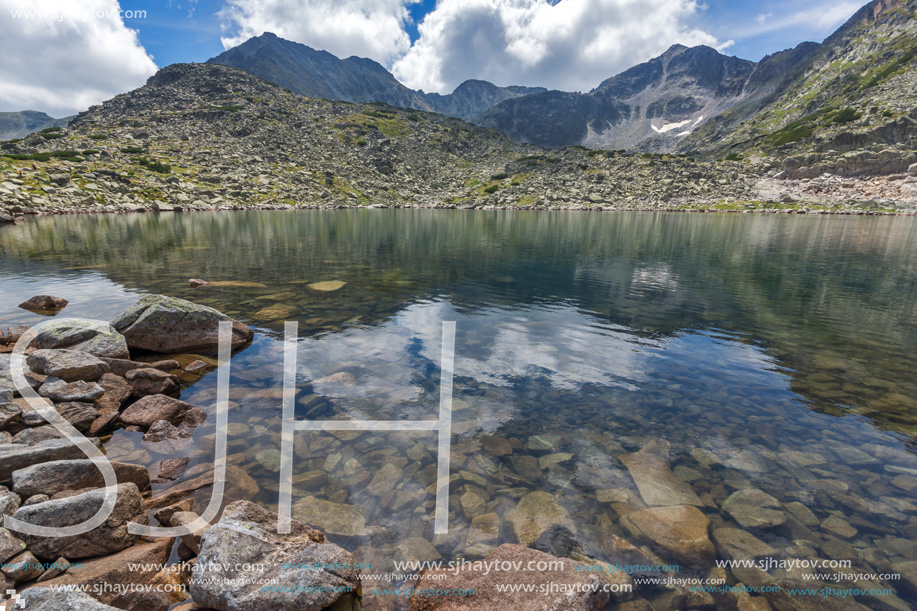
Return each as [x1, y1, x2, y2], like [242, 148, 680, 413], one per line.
[2, 210, 916, 609]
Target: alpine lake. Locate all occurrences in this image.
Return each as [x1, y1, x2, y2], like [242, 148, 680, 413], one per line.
[1, 210, 916, 610]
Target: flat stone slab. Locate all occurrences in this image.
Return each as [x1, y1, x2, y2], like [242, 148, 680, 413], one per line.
[619, 437, 702, 507]
[0, 438, 97, 482]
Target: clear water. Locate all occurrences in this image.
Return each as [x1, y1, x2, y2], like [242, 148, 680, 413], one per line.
[1, 210, 916, 609]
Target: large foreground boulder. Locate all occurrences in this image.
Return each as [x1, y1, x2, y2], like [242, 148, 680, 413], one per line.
[12, 483, 143, 560]
[112, 294, 253, 354]
[190, 500, 361, 611]
[410, 544, 610, 611]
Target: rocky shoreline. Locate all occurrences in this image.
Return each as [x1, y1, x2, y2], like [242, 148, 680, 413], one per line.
[2, 292, 917, 611]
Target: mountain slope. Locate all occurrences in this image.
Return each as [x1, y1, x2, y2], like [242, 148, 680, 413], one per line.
[207, 33, 545, 121]
[681, 0, 917, 176]
[0, 63, 776, 215]
[477, 44, 769, 151]
[0, 111, 71, 140]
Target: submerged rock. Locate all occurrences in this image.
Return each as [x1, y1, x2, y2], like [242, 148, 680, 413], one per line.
[619, 437, 702, 507]
[620, 505, 714, 568]
[191, 500, 361, 611]
[292, 496, 367, 538]
[722, 488, 786, 529]
[307, 280, 347, 292]
[111, 294, 254, 354]
[506, 491, 575, 547]
[410, 544, 610, 611]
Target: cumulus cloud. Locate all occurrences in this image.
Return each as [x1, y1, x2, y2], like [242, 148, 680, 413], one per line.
[219, 0, 418, 65]
[0, 0, 157, 116]
[392, 0, 723, 93]
[218, 0, 722, 94]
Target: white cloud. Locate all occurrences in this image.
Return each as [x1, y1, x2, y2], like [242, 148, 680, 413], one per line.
[738, 1, 861, 38]
[219, 0, 418, 65]
[217, 0, 722, 94]
[392, 0, 723, 93]
[0, 0, 157, 116]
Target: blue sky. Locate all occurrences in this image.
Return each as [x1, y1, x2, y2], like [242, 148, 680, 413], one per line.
[122, 0, 862, 68]
[1, 0, 866, 115]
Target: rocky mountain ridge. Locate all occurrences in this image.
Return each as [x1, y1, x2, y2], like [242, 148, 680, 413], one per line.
[207, 32, 547, 122]
[0, 62, 914, 220]
[0, 111, 71, 141]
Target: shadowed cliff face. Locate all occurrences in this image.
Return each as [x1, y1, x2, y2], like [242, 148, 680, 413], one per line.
[206, 32, 545, 122]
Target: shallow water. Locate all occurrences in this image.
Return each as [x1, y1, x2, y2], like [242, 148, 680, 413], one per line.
[2, 210, 916, 609]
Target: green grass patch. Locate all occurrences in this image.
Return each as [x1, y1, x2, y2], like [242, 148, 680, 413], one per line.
[121, 147, 144, 154]
[40, 127, 62, 133]
[41, 132, 65, 140]
[490, 172, 508, 180]
[81, 149, 99, 156]
[212, 104, 243, 112]
[483, 185, 499, 194]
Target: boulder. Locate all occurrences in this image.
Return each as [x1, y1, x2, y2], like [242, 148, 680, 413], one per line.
[0, 490, 20, 517]
[620, 505, 714, 568]
[506, 491, 576, 547]
[152, 457, 189, 483]
[38, 378, 104, 403]
[12, 459, 151, 498]
[31, 320, 129, 359]
[12, 426, 65, 446]
[111, 294, 254, 353]
[17, 586, 122, 610]
[120, 394, 192, 427]
[27, 349, 109, 382]
[12, 483, 143, 560]
[410, 544, 610, 611]
[125, 368, 180, 398]
[0, 527, 27, 564]
[190, 500, 362, 611]
[18, 295, 68, 313]
[619, 438, 701, 507]
[27, 538, 173, 607]
[55, 402, 100, 432]
[0, 438, 96, 482]
[2, 550, 43, 582]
